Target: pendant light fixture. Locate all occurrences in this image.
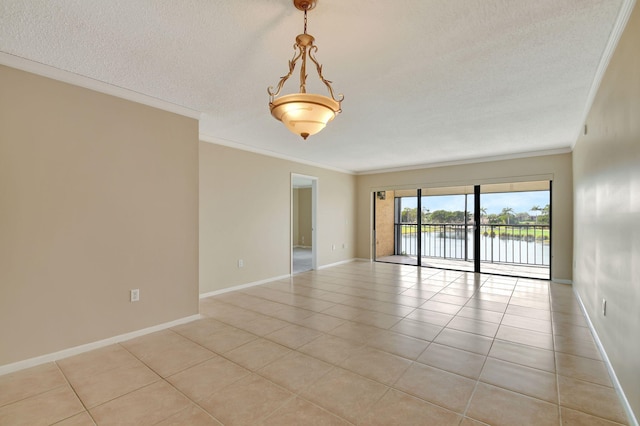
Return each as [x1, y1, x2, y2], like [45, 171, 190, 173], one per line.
[268, 0, 343, 140]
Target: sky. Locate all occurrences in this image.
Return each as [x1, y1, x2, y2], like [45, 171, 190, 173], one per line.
[398, 191, 550, 215]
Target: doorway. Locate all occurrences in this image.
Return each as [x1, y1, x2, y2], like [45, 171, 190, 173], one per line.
[292, 174, 317, 274]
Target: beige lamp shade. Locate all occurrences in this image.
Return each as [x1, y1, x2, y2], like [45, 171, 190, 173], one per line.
[270, 93, 341, 140]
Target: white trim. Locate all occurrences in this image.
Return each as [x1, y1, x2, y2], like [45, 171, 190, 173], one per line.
[551, 278, 573, 285]
[573, 289, 639, 426]
[0, 314, 201, 377]
[0, 53, 201, 120]
[199, 274, 291, 299]
[571, 0, 637, 150]
[356, 148, 572, 176]
[200, 133, 355, 175]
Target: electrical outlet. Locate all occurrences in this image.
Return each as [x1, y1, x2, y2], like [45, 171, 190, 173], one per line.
[130, 289, 140, 302]
[238, 259, 244, 268]
[332, 244, 336, 251]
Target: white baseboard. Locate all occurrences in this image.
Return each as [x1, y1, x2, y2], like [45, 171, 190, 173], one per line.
[552, 278, 573, 285]
[573, 289, 638, 426]
[0, 314, 202, 377]
[200, 274, 291, 299]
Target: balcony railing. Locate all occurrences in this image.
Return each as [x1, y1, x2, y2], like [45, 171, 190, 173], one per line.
[394, 223, 550, 266]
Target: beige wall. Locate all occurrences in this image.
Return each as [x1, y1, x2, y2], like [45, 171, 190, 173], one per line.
[295, 188, 313, 247]
[356, 154, 573, 281]
[573, 4, 640, 418]
[199, 142, 356, 294]
[0, 65, 200, 366]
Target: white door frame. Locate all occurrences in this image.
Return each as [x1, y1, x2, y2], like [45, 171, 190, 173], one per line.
[291, 173, 318, 274]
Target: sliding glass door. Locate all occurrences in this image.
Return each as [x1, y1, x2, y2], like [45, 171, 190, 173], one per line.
[374, 181, 551, 279]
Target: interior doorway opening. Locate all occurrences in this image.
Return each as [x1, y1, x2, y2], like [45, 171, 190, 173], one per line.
[292, 174, 317, 274]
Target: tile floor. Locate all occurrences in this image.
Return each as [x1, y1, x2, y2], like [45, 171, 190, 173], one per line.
[0, 262, 631, 425]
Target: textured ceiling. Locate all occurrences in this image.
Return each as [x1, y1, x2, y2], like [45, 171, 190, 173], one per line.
[0, 0, 630, 173]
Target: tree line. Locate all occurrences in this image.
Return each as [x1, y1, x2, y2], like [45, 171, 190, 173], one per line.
[400, 204, 550, 225]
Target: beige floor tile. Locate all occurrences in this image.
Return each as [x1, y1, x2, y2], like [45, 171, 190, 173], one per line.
[506, 304, 551, 320]
[501, 313, 553, 334]
[57, 344, 140, 382]
[434, 328, 493, 355]
[552, 310, 589, 327]
[558, 376, 628, 424]
[394, 363, 476, 413]
[405, 308, 454, 326]
[391, 318, 442, 341]
[0, 362, 67, 407]
[196, 326, 258, 354]
[466, 383, 559, 426]
[459, 417, 490, 425]
[554, 334, 602, 360]
[260, 396, 350, 425]
[328, 321, 383, 343]
[560, 406, 628, 426]
[495, 324, 554, 350]
[509, 297, 550, 311]
[268, 306, 316, 322]
[480, 357, 557, 403]
[488, 339, 555, 372]
[447, 316, 499, 337]
[430, 293, 471, 306]
[166, 355, 250, 402]
[200, 373, 293, 426]
[121, 330, 215, 377]
[265, 324, 323, 349]
[366, 329, 430, 360]
[552, 321, 593, 340]
[421, 300, 463, 314]
[290, 312, 346, 332]
[231, 315, 290, 336]
[170, 318, 229, 342]
[297, 334, 363, 365]
[360, 389, 462, 425]
[321, 304, 368, 320]
[417, 343, 486, 379]
[352, 310, 403, 329]
[339, 346, 412, 386]
[0, 385, 85, 426]
[258, 352, 333, 393]
[224, 338, 291, 371]
[465, 298, 508, 313]
[69, 362, 160, 408]
[90, 381, 192, 425]
[155, 405, 222, 425]
[54, 411, 96, 426]
[556, 352, 612, 386]
[457, 306, 504, 324]
[300, 368, 388, 424]
[244, 299, 289, 316]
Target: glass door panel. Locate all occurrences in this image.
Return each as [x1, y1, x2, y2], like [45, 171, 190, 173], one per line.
[479, 181, 551, 279]
[420, 186, 475, 272]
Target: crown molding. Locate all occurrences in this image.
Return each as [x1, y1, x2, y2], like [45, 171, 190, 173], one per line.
[0, 52, 201, 120]
[199, 133, 356, 175]
[356, 147, 573, 176]
[571, 0, 637, 149]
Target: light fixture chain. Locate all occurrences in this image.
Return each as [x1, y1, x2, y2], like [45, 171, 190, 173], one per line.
[304, 9, 308, 34]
